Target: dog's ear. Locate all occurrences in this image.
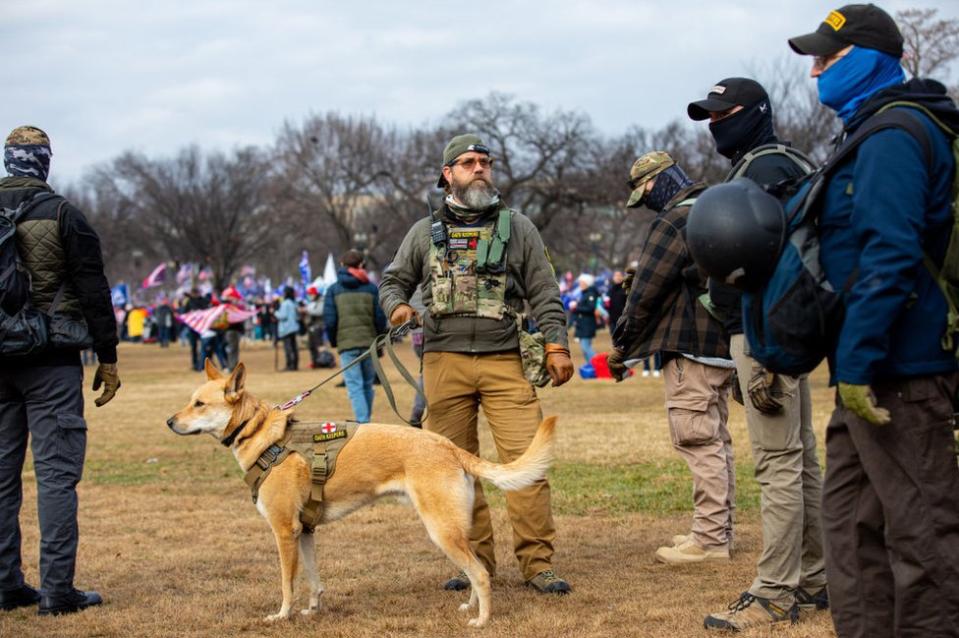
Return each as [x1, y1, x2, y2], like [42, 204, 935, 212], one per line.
[225, 363, 246, 402]
[205, 358, 223, 381]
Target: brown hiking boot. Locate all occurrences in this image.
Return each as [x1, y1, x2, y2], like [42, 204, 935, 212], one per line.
[525, 569, 571, 595]
[655, 539, 730, 564]
[704, 592, 798, 631]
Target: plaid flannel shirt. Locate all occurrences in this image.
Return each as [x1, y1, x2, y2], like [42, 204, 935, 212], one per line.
[612, 184, 729, 361]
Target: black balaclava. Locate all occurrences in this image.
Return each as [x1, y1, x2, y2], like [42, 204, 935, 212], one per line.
[708, 99, 775, 161]
[644, 165, 694, 213]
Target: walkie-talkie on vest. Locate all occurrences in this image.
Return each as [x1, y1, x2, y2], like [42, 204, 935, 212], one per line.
[427, 188, 447, 255]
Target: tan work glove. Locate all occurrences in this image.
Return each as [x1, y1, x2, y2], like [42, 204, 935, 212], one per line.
[93, 362, 121, 407]
[544, 344, 574, 387]
[747, 364, 784, 415]
[607, 348, 628, 382]
[622, 266, 637, 293]
[838, 382, 891, 425]
[389, 303, 419, 327]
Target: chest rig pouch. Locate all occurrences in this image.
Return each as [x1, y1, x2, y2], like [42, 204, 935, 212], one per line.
[429, 208, 511, 319]
[243, 420, 358, 533]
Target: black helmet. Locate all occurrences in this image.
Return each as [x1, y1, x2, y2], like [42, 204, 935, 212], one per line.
[687, 178, 785, 291]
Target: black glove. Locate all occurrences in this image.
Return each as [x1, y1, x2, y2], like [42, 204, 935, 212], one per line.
[730, 370, 744, 406]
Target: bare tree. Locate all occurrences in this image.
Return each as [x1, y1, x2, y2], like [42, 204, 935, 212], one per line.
[898, 8, 959, 80]
[94, 146, 277, 290]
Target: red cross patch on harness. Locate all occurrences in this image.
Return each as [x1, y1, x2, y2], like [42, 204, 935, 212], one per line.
[320, 422, 337, 434]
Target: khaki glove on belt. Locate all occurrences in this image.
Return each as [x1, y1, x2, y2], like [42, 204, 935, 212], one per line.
[747, 365, 784, 415]
[93, 363, 121, 407]
[838, 382, 891, 425]
[545, 344, 574, 387]
[607, 348, 628, 382]
[389, 303, 420, 327]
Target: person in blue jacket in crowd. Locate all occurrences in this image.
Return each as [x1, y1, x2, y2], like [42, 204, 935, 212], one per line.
[323, 249, 387, 423]
[789, 5, 959, 637]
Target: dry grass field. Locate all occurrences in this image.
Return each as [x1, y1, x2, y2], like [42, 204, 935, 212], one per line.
[1, 333, 839, 638]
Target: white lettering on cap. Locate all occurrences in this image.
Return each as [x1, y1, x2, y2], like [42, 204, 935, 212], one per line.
[710, 85, 727, 95]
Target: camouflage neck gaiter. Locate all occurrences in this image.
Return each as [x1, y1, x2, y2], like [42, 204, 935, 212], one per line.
[445, 194, 501, 224]
[4, 144, 51, 182]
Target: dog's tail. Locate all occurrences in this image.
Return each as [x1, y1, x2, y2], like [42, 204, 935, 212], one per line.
[454, 416, 557, 491]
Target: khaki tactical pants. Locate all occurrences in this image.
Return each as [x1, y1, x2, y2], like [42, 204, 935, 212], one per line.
[663, 356, 735, 548]
[422, 351, 555, 580]
[730, 334, 826, 601]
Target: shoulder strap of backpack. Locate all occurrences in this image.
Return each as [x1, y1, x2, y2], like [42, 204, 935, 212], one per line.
[727, 143, 817, 181]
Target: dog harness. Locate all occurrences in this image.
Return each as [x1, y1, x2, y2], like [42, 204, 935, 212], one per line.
[243, 420, 358, 533]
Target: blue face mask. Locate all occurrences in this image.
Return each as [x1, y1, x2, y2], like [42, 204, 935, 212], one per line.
[817, 46, 906, 124]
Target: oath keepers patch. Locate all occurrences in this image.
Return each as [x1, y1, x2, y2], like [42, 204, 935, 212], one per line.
[313, 422, 347, 442]
[448, 230, 481, 251]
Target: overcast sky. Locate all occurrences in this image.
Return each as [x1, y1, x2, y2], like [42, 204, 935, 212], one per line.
[4, 0, 956, 186]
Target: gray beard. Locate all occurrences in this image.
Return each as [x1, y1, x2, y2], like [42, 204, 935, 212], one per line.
[453, 178, 498, 210]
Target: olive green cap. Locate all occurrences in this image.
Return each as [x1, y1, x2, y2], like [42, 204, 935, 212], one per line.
[437, 133, 490, 187]
[5, 125, 50, 148]
[626, 151, 674, 208]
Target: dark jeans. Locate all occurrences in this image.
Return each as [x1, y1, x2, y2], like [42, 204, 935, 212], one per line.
[0, 365, 86, 595]
[823, 374, 959, 638]
[187, 330, 202, 371]
[282, 334, 298, 371]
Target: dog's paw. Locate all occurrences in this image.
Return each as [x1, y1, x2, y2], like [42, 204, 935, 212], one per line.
[458, 603, 471, 612]
[264, 611, 292, 622]
[467, 617, 487, 628]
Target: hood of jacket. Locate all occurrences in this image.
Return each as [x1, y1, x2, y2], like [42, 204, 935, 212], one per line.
[846, 78, 959, 134]
[337, 266, 370, 288]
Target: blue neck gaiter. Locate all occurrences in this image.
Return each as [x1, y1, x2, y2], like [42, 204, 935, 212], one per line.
[817, 46, 906, 124]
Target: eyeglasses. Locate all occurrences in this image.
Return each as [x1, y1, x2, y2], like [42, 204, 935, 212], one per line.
[813, 49, 849, 71]
[450, 157, 494, 170]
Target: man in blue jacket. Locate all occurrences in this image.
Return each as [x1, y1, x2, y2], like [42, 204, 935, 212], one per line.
[790, 5, 959, 637]
[324, 249, 387, 423]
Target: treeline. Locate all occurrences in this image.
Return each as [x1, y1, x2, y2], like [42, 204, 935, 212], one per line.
[68, 8, 957, 290]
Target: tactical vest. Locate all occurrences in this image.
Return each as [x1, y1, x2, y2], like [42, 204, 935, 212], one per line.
[428, 208, 511, 320]
[243, 420, 357, 532]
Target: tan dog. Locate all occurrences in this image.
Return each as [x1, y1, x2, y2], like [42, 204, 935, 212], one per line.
[166, 360, 556, 627]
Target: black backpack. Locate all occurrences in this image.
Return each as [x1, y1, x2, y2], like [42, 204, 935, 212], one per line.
[0, 193, 60, 355]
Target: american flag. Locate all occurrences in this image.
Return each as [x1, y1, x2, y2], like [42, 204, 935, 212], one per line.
[177, 304, 256, 334]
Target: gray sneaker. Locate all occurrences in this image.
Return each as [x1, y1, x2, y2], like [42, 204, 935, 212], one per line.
[442, 571, 470, 591]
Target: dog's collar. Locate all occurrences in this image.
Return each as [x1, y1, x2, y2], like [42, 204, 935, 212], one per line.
[220, 418, 251, 448]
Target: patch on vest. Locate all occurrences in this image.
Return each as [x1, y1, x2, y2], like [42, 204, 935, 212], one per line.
[313, 422, 347, 442]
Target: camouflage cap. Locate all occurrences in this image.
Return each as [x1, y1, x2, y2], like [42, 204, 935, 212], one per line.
[626, 151, 674, 208]
[5, 126, 50, 149]
[437, 133, 490, 187]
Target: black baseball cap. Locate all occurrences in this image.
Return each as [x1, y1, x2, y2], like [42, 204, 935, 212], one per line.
[789, 4, 903, 58]
[687, 78, 769, 121]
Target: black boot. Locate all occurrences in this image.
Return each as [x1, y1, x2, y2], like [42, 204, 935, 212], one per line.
[0, 584, 40, 611]
[38, 589, 103, 616]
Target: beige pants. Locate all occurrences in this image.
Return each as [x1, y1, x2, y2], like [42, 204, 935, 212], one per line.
[663, 356, 735, 548]
[729, 334, 826, 599]
[422, 351, 555, 580]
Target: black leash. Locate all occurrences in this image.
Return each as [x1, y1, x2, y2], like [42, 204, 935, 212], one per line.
[275, 320, 426, 426]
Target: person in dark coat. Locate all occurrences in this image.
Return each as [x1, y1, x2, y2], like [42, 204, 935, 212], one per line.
[571, 274, 600, 364]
